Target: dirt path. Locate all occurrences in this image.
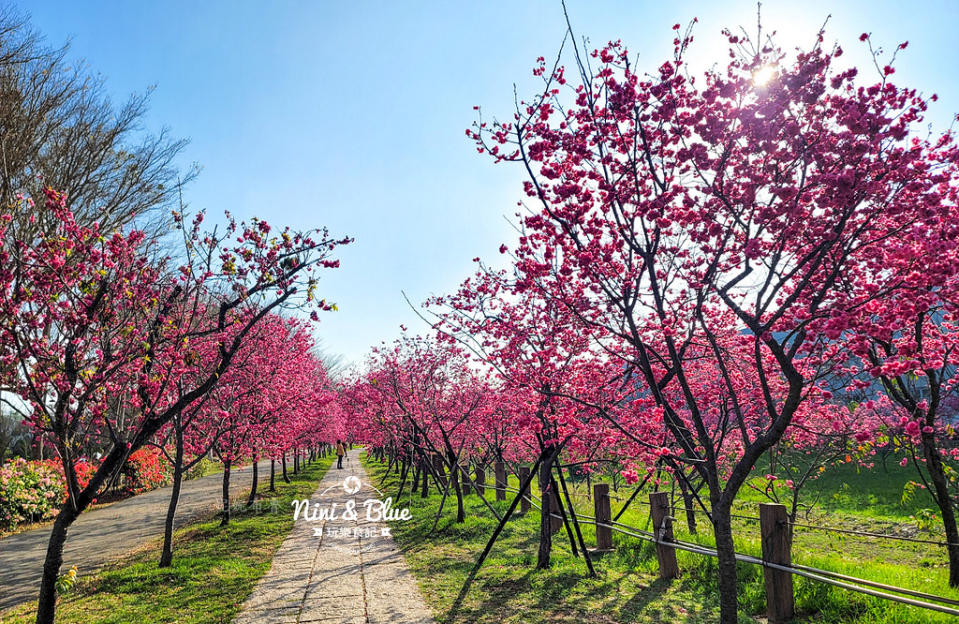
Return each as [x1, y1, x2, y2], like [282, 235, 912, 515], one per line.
[0, 460, 271, 610]
[233, 449, 434, 624]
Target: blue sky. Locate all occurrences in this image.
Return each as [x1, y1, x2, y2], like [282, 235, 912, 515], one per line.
[21, 0, 959, 367]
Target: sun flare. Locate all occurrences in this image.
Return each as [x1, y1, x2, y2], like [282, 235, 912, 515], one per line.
[752, 65, 776, 86]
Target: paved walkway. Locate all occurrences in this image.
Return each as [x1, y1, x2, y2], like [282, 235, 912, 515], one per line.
[233, 449, 434, 624]
[0, 459, 270, 610]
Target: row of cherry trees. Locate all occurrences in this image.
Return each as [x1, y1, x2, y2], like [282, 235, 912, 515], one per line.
[0, 189, 350, 624]
[344, 20, 959, 624]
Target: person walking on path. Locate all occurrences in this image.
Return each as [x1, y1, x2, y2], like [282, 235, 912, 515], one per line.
[335, 439, 346, 469]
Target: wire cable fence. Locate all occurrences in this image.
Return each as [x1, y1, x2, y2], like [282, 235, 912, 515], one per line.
[491, 481, 959, 617]
[555, 485, 959, 548]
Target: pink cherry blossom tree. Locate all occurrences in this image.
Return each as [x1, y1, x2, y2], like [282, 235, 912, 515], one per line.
[0, 189, 349, 624]
[467, 19, 959, 621]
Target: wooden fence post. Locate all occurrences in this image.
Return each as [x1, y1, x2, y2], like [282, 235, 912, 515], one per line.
[474, 466, 486, 497]
[760, 503, 794, 623]
[649, 491, 679, 579]
[594, 484, 613, 551]
[519, 466, 531, 514]
[495, 461, 507, 501]
[549, 486, 563, 534]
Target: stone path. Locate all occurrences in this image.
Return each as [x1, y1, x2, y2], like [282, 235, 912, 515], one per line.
[233, 449, 434, 624]
[0, 459, 270, 610]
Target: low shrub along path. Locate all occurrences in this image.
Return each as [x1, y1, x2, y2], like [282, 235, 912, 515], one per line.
[232, 448, 434, 624]
[0, 459, 269, 610]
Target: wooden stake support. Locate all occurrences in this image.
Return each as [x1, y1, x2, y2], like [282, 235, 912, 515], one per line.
[519, 466, 531, 514]
[760, 503, 794, 623]
[495, 461, 507, 501]
[594, 483, 613, 551]
[649, 491, 679, 579]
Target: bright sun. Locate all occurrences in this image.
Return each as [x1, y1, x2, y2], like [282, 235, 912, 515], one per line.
[752, 66, 776, 86]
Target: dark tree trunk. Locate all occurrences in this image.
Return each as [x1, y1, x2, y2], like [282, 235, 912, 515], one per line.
[397, 459, 410, 499]
[282, 454, 290, 483]
[35, 505, 78, 624]
[411, 460, 421, 492]
[159, 431, 185, 567]
[537, 456, 554, 569]
[269, 459, 276, 492]
[679, 476, 697, 534]
[922, 434, 959, 586]
[421, 458, 429, 498]
[35, 441, 131, 623]
[713, 501, 739, 624]
[246, 457, 259, 506]
[220, 460, 232, 526]
[449, 453, 465, 523]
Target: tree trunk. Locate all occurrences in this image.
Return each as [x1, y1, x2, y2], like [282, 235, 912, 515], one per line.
[220, 460, 232, 526]
[449, 454, 465, 523]
[35, 505, 78, 624]
[34, 440, 130, 622]
[411, 460, 421, 492]
[421, 458, 429, 498]
[713, 502, 739, 624]
[922, 435, 959, 586]
[679, 476, 698, 534]
[397, 459, 410, 499]
[246, 457, 259, 506]
[269, 459, 276, 492]
[282, 454, 290, 483]
[537, 456, 554, 569]
[159, 442, 184, 567]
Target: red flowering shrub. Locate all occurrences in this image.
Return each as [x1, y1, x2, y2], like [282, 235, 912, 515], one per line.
[122, 448, 171, 494]
[72, 460, 96, 492]
[45, 459, 96, 495]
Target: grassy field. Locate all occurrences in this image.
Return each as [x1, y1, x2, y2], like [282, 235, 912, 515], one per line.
[0, 455, 333, 624]
[362, 453, 959, 623]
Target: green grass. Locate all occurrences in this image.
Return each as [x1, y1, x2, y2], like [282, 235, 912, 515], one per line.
[183, 457, 224, 481]
[362, 453, 959, 623]
[0, 454, 334, 624]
